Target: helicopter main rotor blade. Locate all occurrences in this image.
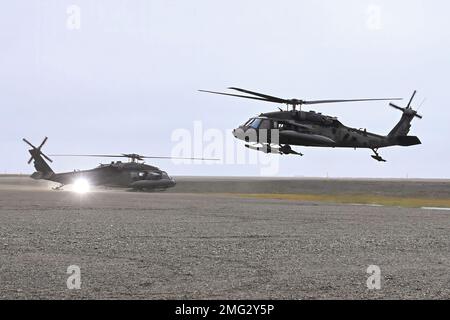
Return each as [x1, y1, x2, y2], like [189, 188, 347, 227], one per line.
[198, 90, 280, 103]
[201, 88, 402, 106]
[228, 87, 287, 103]
[49, 154, 123, 158]
[303, 98, 402, 105]
[49, 154, 219, 161]
[140, 156, 219, 161]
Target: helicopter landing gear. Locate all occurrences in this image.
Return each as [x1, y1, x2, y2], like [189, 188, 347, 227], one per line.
[371, 148, 386, 162]
[280, 144, 303, 156]
[52, 184, 65, 190]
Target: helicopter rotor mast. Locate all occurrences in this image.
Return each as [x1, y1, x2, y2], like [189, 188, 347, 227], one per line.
[199, 87, 402, 111]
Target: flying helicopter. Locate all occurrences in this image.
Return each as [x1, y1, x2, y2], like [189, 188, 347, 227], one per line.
[199, 87, 422, 162]
[23, 137, 216, 191]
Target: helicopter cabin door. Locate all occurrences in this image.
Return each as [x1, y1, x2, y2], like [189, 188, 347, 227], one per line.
[257, 119, 276, 144]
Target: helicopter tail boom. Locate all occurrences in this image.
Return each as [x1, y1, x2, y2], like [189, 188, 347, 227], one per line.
[388, 91, 422, 138]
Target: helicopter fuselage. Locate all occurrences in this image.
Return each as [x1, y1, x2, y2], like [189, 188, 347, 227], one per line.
[201, 87, 421, 161]
[32, 161, 176, 190]
[232, 110, 417, 149]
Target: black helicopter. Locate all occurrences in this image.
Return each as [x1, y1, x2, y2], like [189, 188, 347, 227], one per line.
[200, 87, 422, 162]
[23, 137, 215, 191]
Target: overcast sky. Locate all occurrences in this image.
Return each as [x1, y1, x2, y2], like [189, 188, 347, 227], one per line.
[1, 0, 449, 178]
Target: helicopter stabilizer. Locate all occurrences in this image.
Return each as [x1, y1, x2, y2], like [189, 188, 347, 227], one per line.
[396, 135, 421, 146]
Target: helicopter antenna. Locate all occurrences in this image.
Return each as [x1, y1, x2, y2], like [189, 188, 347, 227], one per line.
[417, 97, 427, 112]
[199, 87, 402, 112]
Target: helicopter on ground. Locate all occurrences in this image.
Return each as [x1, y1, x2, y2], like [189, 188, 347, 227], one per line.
[200, 87, 422, 162]
[23, 137, 216, 191]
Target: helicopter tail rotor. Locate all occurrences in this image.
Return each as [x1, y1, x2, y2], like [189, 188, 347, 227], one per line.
[389, 90, 423, 119]
[23, 137, 53, 164]
[23, 137, 55, 178]
[388, 91, 423, 138]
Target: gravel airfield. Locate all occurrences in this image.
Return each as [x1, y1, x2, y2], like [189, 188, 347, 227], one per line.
[0, 176, 449, 299]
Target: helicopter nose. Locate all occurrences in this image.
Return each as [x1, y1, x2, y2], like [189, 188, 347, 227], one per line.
[232, 128, 240, 138]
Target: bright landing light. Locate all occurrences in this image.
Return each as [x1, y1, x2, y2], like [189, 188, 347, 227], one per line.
[73, 178, 91, 193]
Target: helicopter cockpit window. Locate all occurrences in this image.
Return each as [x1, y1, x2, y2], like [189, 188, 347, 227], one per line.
[258, 120, 271, 129]
[250, 118, 262, 129]
[243, 119, 254, 127]
[161, 171, 169, 178]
